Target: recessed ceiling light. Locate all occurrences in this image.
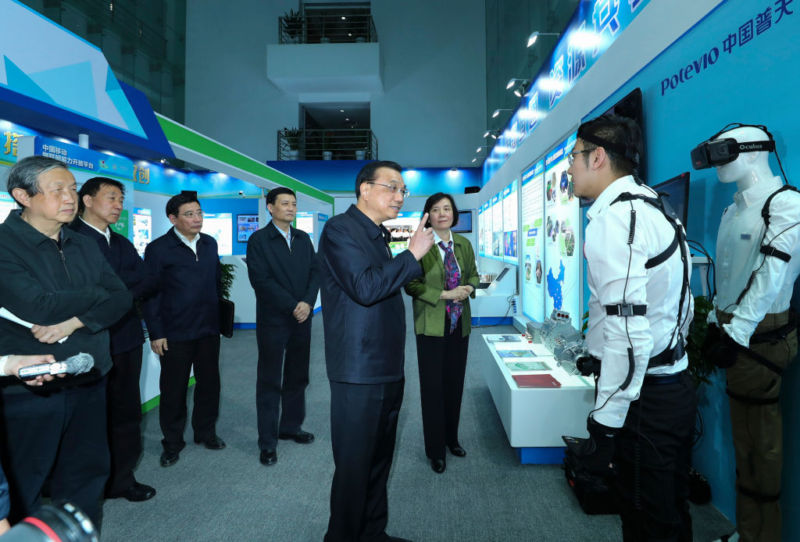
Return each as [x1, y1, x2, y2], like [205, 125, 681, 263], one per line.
[339, 109, 345, 113]
[341, 16, 346, 20]
[345, 117, 350, 121]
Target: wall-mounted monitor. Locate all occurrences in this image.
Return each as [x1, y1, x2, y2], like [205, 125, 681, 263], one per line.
[451, 210, 473, 233]
[237, 214, 259, 242]
[602, 87, 646, 180]
[652, 172, 690, 229]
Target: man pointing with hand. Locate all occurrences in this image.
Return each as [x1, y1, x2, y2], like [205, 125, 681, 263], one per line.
[319, 161, 433, 542]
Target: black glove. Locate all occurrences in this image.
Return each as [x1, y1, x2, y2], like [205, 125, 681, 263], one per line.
[705, 325, 740, 369]
[575, 417, 619, 476]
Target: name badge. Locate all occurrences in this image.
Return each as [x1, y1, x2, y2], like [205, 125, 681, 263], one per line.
[740, 233, 751, 240]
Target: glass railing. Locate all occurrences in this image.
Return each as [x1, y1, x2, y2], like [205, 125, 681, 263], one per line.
[278, 129, 378, 161]
[278, 13, 377, 44]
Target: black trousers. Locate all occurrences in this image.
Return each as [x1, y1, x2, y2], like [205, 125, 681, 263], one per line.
[615, 372, 697, 542]
[106, 345, 144, 495]
[256, 318, 311, 451]
[415, 317, 469, 460]
[159, 334, 221, 452]
[325, 380, 404, 542]
[0, 378, 109, 528]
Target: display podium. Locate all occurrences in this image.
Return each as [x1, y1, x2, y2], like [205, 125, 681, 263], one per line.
[481, 334, 594, 464]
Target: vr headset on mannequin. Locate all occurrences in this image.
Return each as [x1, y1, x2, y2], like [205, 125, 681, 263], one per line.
[691, 123, 776, 170]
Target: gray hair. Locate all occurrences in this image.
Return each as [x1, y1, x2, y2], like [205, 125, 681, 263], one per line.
[7, 155, 68, 204]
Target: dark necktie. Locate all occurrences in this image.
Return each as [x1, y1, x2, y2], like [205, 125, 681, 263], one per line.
[439, 240, 462, 333]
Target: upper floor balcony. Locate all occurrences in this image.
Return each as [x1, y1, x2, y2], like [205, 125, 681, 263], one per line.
[267, 9, 382, 100]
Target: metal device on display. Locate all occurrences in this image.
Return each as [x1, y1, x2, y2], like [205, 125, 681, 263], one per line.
[0, 502, 97, 542]
[527, 310, 595, 376]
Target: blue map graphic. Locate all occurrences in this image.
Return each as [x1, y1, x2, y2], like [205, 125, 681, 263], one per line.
[547, 260, 565, 309]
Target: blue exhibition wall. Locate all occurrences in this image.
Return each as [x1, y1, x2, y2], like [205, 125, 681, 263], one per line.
[583, 0, 800, 531]
[267, 160, 482, 195]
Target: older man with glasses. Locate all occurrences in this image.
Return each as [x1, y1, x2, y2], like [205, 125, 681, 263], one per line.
[318, 161, 434, 542]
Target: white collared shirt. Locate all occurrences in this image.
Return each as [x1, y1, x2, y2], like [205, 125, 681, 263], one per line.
[80, 217, 110, 245]
[174, 227, 199, 255]
[711, 176, 800, 346]
[433, 230, 461, 275]
[584, 175, 692, 428]
[273, 221, 292, 249]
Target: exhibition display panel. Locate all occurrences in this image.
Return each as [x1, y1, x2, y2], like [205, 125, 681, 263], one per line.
[543, 132, 581, 331]
[521, 160, 545, 322]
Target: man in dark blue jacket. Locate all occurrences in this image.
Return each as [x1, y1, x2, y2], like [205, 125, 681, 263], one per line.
[319, 161, 433, 542]
[247, 187, 319, 466]
[143, 192, 225, 468]
[72, 177, 157, 502]
[0, 156, 131, 528]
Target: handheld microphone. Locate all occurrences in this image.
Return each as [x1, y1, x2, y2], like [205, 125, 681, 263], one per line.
[17, 353, 95, 380]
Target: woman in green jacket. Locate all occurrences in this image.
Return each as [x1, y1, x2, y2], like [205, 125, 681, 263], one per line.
[405, 193, 480, 474]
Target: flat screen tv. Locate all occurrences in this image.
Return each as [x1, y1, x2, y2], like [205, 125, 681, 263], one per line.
[652, 172, 690, 229]
[452, 210, 473, 233]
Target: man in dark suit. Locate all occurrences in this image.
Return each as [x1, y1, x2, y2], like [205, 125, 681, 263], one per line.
[143, 192, 225, 468]
[247, 187, 319, 467]
[318, 161, 434, 542]
[0, 156, 131, 528]
[72, 177, 157, 502]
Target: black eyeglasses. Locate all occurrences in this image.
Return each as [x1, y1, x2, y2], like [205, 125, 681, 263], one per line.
[567, 149, 593, 166]
[367, 181, 410, 198]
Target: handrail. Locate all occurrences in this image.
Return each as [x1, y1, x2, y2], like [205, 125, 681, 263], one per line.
[278, 12, 377, 44]
[278, 128, 378, 161]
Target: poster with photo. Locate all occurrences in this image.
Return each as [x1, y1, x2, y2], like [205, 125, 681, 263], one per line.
[202, 213, 233, 256]
[502, 180, 518, 264]
[478, 204, 487, 256]
[521, 160, 545, 322]
[544, 132, 581, 330]
[384, 211, 422, 256]
[491, 193, 503, 260]
[132, 207, 152, 257]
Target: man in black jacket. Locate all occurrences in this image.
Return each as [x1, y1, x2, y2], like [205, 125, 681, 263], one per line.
[72, 177, 157, 502]
[247, 187, 319, 466]
[319, 161, 433, 542]
[0, 156, 132, 528]
[143, 192, 225, 468]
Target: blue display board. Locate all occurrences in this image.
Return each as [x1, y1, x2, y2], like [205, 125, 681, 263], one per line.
[521, 160, 546, 322]
[502, 180, 519, 264]
[543, 132, 581, 330]
[490, 193, 503, 260]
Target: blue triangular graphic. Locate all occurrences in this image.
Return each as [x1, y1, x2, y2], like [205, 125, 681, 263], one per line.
[29, 61, 97, 118]
[4, 55, 56, 105]
[105, 66, 145, 136]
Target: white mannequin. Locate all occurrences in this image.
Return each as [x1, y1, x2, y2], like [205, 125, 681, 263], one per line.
[709, 124, 799, 542]
[714, 125, 775, 191]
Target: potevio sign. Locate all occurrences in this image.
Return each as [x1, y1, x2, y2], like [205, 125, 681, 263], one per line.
[660, 0, 793, 96]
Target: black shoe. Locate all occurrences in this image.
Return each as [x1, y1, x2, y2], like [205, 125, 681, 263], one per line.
[430, 458, 446, 474]
[160, 450, 180, 467]
[195, 435, 226, 450]
[109, 482, 156, 502]
[278, 430, 315, 444]
[260, 450, 277, 466]
[449, 444, 467, 457]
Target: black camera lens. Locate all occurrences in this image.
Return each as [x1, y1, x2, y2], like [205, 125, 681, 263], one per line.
[0, 502, 98, 542]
